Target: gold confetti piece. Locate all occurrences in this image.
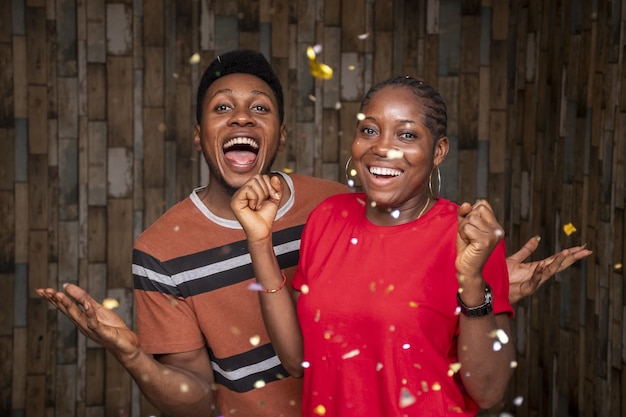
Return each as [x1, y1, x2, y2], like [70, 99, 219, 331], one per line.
[254, 380, 266, 389]
[348, 65, 355, 70]
[301, 284, 310, 294]
[341, 349, 360, 359]
[563, 222, 577, 236]
[307, 46, 333, 80]
[189, 53, 201, 64]
[314, 404, 326, 415]
[510, 360, 518, 368]
[399, 387, 416, 408]
[180, 383, 189, 393]
[448, 362, 462, 376]
[387, 149, 404, 159]
[249, 335, 261, 346]
[420, 380, 429, 392]
[496, 329, 509, 344]
[314, 309, 321, 322]
[102, 298, 119, 310]
[432, 382, 441, 391]
[385, 284, 395, 293]
[614, 263, 623, 271]
[282, 167, 293, 174]
[409, 301, 419, 308]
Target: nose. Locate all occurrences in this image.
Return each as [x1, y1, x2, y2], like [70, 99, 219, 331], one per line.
[228, 106, 255, 126]
[372, 131, 394, 156]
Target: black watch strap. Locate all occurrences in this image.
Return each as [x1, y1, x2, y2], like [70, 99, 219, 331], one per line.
[457, 283, 493, 317]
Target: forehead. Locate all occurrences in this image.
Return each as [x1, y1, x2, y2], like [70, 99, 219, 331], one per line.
[362, 85, 427, 121]
[207, 73, 275, 97]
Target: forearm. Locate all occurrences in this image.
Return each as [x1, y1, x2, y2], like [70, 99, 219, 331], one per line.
[248, 238, 304, 377]
[456, 280, 515, 409]
[119, 350, 216, 417]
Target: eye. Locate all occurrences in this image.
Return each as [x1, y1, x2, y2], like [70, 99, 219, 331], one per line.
[398, 131, 417, 140]
[361, 126, 378, 136]
[252, 104, 269, 112]
[215, 104, 231, 112]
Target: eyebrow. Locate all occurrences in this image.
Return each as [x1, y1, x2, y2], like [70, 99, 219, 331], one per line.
[361, 115, 416, 125]
[210, 88, 272, 100]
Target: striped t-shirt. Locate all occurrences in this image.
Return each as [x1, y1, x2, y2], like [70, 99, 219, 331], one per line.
[133, 172, 348, 417]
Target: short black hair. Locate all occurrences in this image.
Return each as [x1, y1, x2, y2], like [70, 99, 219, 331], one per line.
[196, 50, 285, 124]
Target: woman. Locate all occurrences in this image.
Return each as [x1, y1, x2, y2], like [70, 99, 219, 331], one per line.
[231, 76, 515, 416]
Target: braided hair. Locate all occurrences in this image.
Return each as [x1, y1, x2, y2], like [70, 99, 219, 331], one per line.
[359, 76, 447, 140]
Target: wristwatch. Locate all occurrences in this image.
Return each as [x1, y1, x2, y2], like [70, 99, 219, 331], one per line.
[457, 283, 493, 317]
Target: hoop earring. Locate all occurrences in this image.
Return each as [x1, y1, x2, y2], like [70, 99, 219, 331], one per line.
[429, 165, 441, 199]
[345, 156, 359, 189]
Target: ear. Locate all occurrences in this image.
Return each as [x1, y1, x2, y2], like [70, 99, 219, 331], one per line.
[433, 136, 449, 165]
[278, 123, 287, 151]
[193, 125, 202, 152]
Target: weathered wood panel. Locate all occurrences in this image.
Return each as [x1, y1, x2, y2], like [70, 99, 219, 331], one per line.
[2, 1, 625, 416]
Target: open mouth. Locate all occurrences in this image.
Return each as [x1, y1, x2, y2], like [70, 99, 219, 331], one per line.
[223, 137, 260, 167]
[369, 166, 403, 178]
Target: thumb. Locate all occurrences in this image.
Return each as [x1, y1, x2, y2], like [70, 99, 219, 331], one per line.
[269, 175, 284, 202]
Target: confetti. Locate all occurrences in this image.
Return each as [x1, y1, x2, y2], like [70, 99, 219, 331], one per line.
[387, 149, 404, 159]
[307, 46, 333, 80]
[402, 343, 411, 350]
[334, 101, 342, 110]
[254, 380, 266, 389]
[356, 112, 366, 121]
[399, 387, 416, 408]
[513, 396, 524, 406]
[563, 222, 577, 236]
[496, 329, 510, 344]
[301, 361, 311, 368]
[249, 335, 261, 346]
[409, 301, 419, 308]
[448, 362, 462, 377]
[376, 362, 384, 371]
[189, 53, 201, 64]
[301, 284, 310, 294]
[314, 404, 327, 415]
[180, 383, 189, 393]
[247, 282, 264, 292]
[282, 167, 294, 174]
[358, 33, 370, 40]
[391, 209, 400, 219]
[432, 382, 441, 391]
[342, 349, 360, 359]
[102, 298, 119, 310]
[510, 360, 518, 368]
[350, 237, 358, 245]
[493, 340, 502, 351]
[614, 263, 623, 271]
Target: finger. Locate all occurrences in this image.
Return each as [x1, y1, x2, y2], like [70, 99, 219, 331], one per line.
[508, 236, 541, 263]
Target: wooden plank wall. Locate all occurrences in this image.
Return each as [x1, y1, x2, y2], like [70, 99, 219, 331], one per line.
[0, 0, 624, 416]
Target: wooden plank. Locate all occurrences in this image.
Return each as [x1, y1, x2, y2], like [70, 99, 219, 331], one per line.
[0, 43, 13, 126]
[86, 0, 106, 63]
[143, 47, 165, 107]
[87, 64, 106, 120]
[489, 40, 507, 110]
[58, 138, 78, 220]
[27, 85, 48, 155]
[58, 77, 79, 138]
[0, 337, 11, 412]
[340, 52, 364, 101]
[271, 0, 289, 57]
[106, 3, 132, 56]
[56, 364, 77, 416]
[0, 190, 14, 272]
[142, 0, 164, 46]
[488, 110, 507, 174]
[106, 198, 133, 289]
[25, 6, 47, 84]
[25, 374, 46, 416]
[341, 0, 366, 52]
[107, 146, 133, 198]
[458, 73, 479, 149]
[372, 31, 393, 83]
[87, 206, 107, 263]
[143, 107, 165, 187]
[107, 56, 133, 147]
[491, 0, 509, 40]
[85, 348, 105, 406]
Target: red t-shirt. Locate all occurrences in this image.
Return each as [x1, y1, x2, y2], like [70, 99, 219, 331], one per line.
[292, 194, 513, 417]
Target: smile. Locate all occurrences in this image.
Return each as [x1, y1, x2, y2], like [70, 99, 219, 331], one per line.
[369, 166, 402, 177]
[223, 137, 260, 167]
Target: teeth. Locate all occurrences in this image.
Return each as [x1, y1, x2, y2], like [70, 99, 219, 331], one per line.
[224, 137, 259, 150]
[369, 166, 402, 176]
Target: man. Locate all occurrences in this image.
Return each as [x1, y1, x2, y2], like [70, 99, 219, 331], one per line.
[37, 50, 591, 417]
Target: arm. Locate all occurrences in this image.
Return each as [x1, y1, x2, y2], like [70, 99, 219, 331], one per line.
[454, 200, 515, 409]
[37, 285, 216, 417]
[230, 174, 304, 377]
[506, 236, 592, 304]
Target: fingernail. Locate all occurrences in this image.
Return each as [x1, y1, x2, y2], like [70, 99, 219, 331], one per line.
[62, 283, 69, 289]
[581, 243, 588, 249]
[535, 235, 541, 242]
